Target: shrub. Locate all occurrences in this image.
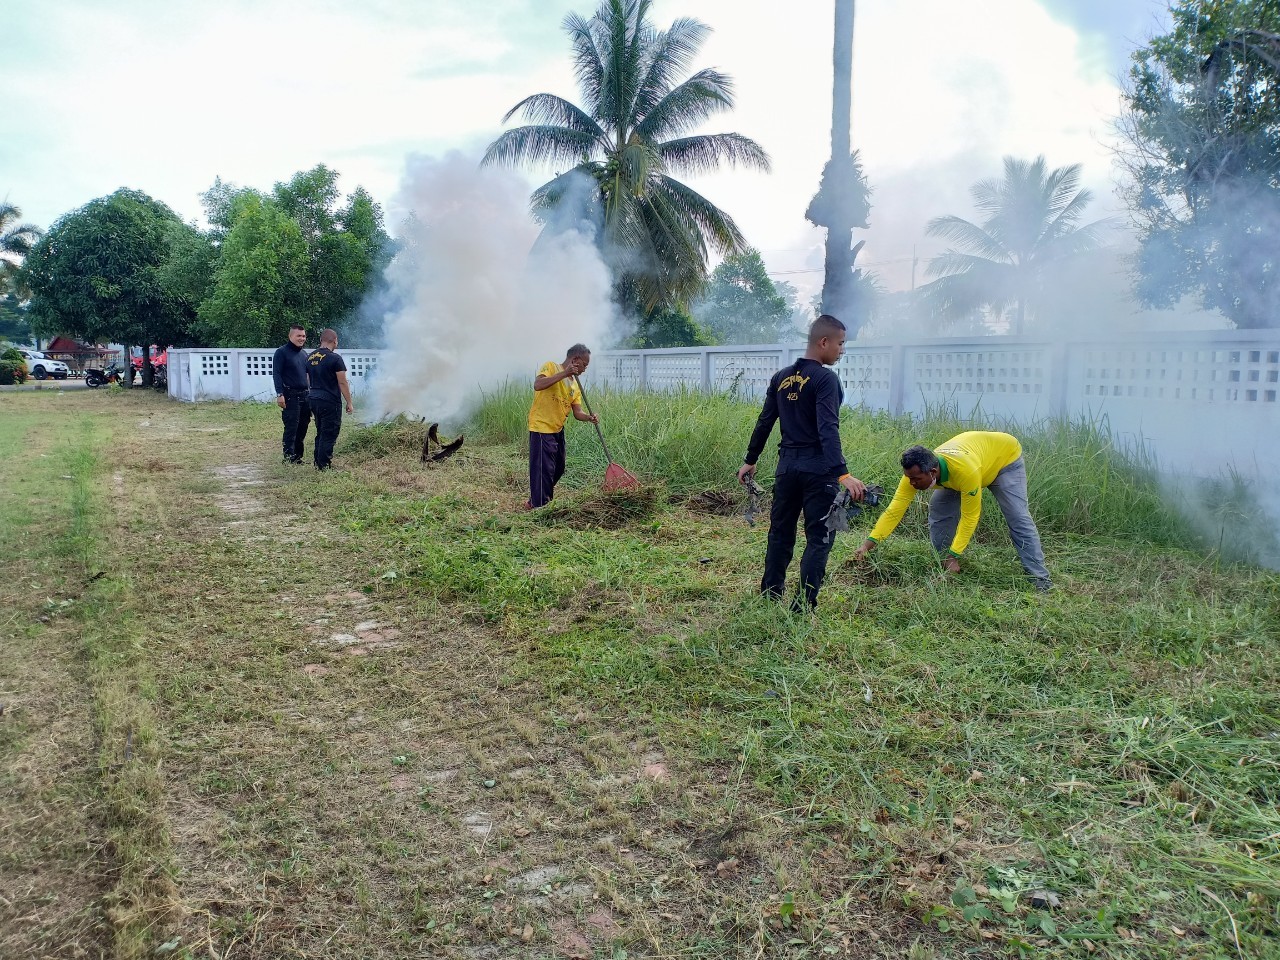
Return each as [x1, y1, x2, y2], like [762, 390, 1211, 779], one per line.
[0, 347, 28, 385]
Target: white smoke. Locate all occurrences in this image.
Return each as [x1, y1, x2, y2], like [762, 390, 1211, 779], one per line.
[368, 152, 614, 423]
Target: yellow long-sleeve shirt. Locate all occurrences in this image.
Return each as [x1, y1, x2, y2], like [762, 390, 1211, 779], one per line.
[867, 431, 1023, 556]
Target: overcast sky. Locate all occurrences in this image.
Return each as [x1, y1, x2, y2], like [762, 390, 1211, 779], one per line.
[3, 0, 1171, 299]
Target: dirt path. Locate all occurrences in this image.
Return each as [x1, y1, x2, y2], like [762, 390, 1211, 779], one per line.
[99, 399, 819, 959]
[0, 411, 111, 960]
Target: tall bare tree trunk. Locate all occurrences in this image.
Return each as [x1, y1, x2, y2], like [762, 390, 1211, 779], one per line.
[807, 0, 867, 335]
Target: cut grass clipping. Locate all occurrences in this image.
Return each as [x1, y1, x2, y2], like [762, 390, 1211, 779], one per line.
[5, 388, 1275, 960]
[533, 484, 661, 529]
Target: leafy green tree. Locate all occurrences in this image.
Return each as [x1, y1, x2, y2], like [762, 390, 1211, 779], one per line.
[200, 176, 245, 238]
[772, 280, 814, 342]
[272, 166, 391, 338]
[0, 292, 34, 344]
[1, 202, 42, 298]
[197, 193, 310, 347]
[1119, 0, 1280, 328]
[624, 303, 714, 348]
[24, 189, 198, 379]
[194, 168, 390, 346]
[482, 0, 769, 315]
[922, 156, 1109, 334]
[691, 248, 789, 343]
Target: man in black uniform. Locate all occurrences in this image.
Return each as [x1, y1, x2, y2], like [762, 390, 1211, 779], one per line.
[738, 315, 867, 610]
[272, 325, 311, 464]
[306, 328, 354, 471]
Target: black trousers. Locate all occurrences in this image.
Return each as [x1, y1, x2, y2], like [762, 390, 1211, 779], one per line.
[281, 392, 311, 462]
[761, 469, 840, 608]
[529, 430, 566, 507]
[310, 397, 342, 469]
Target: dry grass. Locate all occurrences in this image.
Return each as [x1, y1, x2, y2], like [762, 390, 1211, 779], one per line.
[4, 389, 1276, 960]
[534, 484, 662, 529]
[0, 405, 112, 958]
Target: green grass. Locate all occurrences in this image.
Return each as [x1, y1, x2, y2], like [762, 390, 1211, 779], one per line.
[406, 387, 1279, 956]
[469, 381, 1231, 551]
[0, 399, 171, 959]
[5, 388, 1277, 959]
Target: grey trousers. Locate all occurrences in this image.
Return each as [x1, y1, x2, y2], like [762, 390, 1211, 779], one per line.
[928, 456, 1050, 581]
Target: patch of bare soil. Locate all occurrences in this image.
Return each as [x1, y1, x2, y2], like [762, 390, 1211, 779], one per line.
[97, 402, 925, 959]
[212, 463, 269, 522]
[0, 595, 112, 959]
[0, 437, 110, 957]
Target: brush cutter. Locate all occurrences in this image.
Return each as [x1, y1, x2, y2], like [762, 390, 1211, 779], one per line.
[822, 483, 885, 543]
[573, 376, 640, 491]
[742, 475, 768, 527]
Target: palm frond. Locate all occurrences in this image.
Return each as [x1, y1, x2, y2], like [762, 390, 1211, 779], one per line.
[657, 133, 770, 177]
[635, 69, 735, 141]
[530, 164, 606, 220]
[1039, 187, 1094, 241]
[1031, 217, 1116, 263]
[500, 93, 606, 142]
[926, 215, 1011, 263]
[633, 16, 712, 120]
[564, 10, 606, 117]
[617, 139, 661, 195]
[919, 271, 1014, 320]
[595, 0, 646, 139]
[482, 125, 600, 169]
[653, 176, 745, 255]
[925, 251, 1016, 282]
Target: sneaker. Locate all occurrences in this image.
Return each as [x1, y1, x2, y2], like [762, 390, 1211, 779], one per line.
[1033, 578, 1054, 593]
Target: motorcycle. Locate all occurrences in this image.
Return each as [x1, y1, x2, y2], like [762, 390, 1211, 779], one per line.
[85, 362, 127, 388]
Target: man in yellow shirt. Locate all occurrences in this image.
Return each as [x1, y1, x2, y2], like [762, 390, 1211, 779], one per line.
[527, 343, 598, 508]
[854, 431, 1052, 591]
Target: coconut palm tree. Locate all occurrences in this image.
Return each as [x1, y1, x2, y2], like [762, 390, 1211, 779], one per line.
[0, 202, 43, 297]
[922, 156, 1110, 334]
[482, 0, 769, 313]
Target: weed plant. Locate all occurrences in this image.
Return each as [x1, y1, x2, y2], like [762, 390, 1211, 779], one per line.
[469, 384, 1218, 550]
[10, 391, 1272, 959]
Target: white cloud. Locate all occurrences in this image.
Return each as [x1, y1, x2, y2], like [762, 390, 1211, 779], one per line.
[5, 0, 1158, 303]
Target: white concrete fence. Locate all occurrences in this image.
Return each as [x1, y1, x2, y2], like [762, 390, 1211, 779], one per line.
[166, 348, 382, 403]
[167, 330, 1280, 476]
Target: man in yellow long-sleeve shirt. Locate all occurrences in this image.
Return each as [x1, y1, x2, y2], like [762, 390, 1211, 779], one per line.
[854, 431, 1052, 591]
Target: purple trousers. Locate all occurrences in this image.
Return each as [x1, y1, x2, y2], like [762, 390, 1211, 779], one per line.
[529, 430, 566, 507]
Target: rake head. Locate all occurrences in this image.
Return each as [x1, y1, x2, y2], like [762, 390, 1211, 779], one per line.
[603, 461, 641, 492]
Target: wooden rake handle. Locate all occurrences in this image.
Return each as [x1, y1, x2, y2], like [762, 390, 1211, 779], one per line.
[573, 375, 613, 464]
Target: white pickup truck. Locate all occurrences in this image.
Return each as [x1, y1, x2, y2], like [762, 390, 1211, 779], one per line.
[17, 349, 71, 380]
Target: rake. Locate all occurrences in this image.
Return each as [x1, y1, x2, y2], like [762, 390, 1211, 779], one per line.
[574, 376, 640, 491]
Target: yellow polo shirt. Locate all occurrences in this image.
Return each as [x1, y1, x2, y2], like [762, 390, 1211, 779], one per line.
[867, 431, 1023, 556]
[528, 361, 582, 433]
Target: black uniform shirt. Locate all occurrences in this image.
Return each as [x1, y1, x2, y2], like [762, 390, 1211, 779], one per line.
[744, 358, 848, 478]
[306, 348, 347, 404]
[272, 342, 309, 395]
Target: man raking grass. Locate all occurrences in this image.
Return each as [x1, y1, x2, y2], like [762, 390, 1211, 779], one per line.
[526, 343, 600, 509]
